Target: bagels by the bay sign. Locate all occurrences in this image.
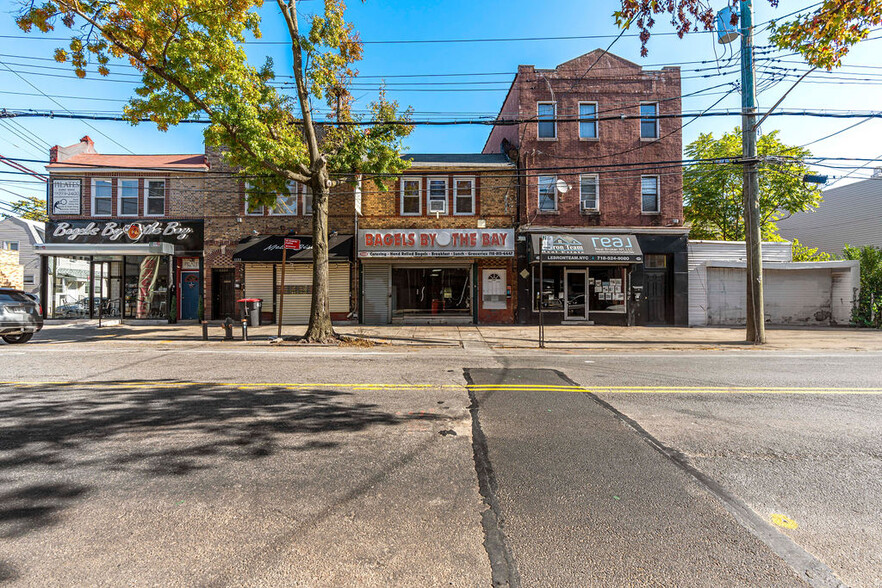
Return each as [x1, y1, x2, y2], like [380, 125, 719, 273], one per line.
[47, 219, 203, 250]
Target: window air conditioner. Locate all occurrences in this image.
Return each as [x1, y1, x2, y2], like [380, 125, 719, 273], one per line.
[428, 200, 446, 213]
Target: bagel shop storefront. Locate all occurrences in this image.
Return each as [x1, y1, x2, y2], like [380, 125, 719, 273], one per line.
[37, 220, 204, 322]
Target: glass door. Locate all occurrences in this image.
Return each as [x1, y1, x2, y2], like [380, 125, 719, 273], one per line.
[564, 269, 587, 320]
[92, 259, 123, 318]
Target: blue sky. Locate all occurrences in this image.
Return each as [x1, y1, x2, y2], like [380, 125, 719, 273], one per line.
[1, 0, 880, 210]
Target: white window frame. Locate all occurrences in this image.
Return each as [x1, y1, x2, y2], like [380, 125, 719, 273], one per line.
[537, 101, 557, 140]
[23, 274, 34, 285]
[580, 174, 599, 212]
[453, 176, 476, 216]
[2, 241, 19, 251]
[538, 175, 557, 212]
[270, 182, 298, 216]
[578, 101, 598, 140]
[400, 176, 422, 216]
[244, 183, 265, 216]
[143, 179, 166, 217]
[427, 177, 448, 215]
[640, 102, 659, 140]
[303, 184, 313, 216]
[91, 178, 113, 217]
[117, 178, 139, 217]
[641, 175, 660, 214]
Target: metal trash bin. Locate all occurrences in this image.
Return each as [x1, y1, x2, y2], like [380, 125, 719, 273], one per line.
[237, 298, 262, 326]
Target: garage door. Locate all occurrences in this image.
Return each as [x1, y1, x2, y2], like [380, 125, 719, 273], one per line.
[362, 263, 390, 324]
[275, 263, 351, 325]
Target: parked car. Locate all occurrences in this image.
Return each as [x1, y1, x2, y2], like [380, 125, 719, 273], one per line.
[0, 288, 43, 343]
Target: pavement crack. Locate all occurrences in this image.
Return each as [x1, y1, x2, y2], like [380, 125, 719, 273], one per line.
[463, 368, 520, 588]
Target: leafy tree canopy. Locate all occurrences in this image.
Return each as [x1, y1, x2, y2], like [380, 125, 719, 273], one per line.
[843, 244, 882, 327]
[791, 238, 835, 262]
[3, 195, 48, 222]
[615, 0, 882, 69]
[684, 128, 821, 241]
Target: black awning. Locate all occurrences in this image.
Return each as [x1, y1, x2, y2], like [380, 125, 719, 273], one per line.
[233, 234, 353, 263]
[530, 234, 643, 263]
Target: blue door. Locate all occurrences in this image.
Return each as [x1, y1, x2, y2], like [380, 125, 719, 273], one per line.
[180, 271, 200, 320]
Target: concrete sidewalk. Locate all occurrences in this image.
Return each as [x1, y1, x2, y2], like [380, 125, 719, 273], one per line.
[29, 321, 882, 352]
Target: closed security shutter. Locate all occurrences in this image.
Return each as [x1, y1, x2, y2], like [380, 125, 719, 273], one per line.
[362, 263, 390, 324]
[277, 265, 312, 324]
[329, 263, 351, 314]
[244, 264, 274, 310]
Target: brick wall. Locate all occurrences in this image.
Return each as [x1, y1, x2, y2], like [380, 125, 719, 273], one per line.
[0, 249, 24, 290]
[483, 51, 683, 229]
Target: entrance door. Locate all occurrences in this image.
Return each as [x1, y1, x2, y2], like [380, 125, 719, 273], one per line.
[180, 270, 200, 320]
[564, 269, 587, 320]
[212, 268, 236, 320]
[644, 254, 671, 324]
[92, 260, 122, 318]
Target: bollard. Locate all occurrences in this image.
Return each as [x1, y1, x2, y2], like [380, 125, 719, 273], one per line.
[241, 319, 248, 341]
[223, 317, 234, 341]
[202, 320, 209, 341]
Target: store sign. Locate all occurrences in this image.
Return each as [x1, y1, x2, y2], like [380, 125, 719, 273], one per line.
[533, 234, 643, 263]
[46, 219, 204, 251]
[358, 229, 514, 258]
[51, 179, 81, 215]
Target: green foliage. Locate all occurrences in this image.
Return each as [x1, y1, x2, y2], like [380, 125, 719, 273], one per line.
[3, 195, 48, 222]
[684, 128, 821, 241]
[615, 1, 882, 69]
[843, 245, 882, 328]
[791, 239, 835, 262]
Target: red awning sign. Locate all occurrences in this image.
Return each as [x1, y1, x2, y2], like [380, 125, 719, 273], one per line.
[284, 238, 301, 250]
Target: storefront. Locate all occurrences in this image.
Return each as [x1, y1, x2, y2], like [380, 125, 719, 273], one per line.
[357, 228, 515, 324]
[527, 233, 643, 326]
[37, 220, 204, 322]
[233, 234, 353, 324]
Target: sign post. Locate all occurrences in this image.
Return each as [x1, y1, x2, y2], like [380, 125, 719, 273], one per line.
[277, 238, 301, 338]
[538, 236, 545, 348]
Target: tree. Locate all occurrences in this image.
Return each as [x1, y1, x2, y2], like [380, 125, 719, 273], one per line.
[843, 245, 882, 328]
[615, 0, 882, 69]
[16, 0, 413, 343]
[791, 239, 834, 262]
[3, 195, 48, 222]
[684, 128, 821, 241]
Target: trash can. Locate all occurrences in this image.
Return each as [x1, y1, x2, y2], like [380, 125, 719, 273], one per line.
[237, 298, 262, 326]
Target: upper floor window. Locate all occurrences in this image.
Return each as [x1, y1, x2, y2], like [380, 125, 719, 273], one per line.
[579, 102, 598, 139]
[118, 179, 139, 216]
[580, 175, 599, 211]
[244, 184, 265, 215]
[640, 102, 659, 139]
[1, 241, 19, 251]
[538, 175, 557, 211]
[454, 177, 475, 215]
[92, 179, 112, 216]
[427, 178, 448, 214]
[271, 182, 298, 216]
[537, 102, 556, 139]
[641, 175, 660, 213]
[144, 179, 166, 216]
[400, 177, 421, 216]
[303, 185, 313, 216]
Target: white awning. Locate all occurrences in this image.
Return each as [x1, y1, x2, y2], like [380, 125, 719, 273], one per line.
[35, 242, 175, 256]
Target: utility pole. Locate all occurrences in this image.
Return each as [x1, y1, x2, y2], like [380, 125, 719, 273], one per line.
[740, 0, 765, 344]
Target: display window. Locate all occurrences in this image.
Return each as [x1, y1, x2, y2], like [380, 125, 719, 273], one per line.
[391, 267, 471, 318]
[588, 266, 627, 313]
[532, 265, 628, 315]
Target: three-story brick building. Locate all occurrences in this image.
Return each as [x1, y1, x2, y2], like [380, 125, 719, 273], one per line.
[483, 50, 689, 326]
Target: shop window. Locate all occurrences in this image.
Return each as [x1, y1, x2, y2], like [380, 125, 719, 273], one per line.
[641, 176, 660, 213]
[427, 178, 448, 214]
[145, 179, 166, 216]
[118, 179, 139, 216]
[392, 267, 471, 317]
[640, 102, 659, 139]
[579, 102, 598, 139]
[532, 266, 564, 311]
[538, 175, 557, 211]
[47, 256, 90, 318]
[537, 102, 556, 139]
[271, 182, 298, 216]
[92, 179, 112, 216]
[589, 267, 627, 313]
[124, 256, 170, 319]
[400, 177, 421, 216]
[580, 175, 599, 211]
[454, 177, 475, 215]
[303, 185, 313, 215]
[482, 269, 506, 310]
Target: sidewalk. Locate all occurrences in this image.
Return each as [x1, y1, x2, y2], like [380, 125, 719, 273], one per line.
[30, 321, 882, 351]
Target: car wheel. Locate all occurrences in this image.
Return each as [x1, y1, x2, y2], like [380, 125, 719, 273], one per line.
[2, 333, 33, 344]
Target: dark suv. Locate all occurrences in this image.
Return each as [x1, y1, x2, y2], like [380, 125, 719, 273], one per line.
[0, 288, 43, 344]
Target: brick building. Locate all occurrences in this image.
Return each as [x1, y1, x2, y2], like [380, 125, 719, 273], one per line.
[483, 50, 689, 326]
[357, 154, 518, 324]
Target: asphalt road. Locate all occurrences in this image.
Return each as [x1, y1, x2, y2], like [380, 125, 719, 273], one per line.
[1, 334, 881, 586]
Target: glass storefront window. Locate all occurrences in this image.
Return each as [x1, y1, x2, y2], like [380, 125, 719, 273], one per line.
[589, 266, 627, 313]
[125, 256, 170, 319]
[532, 266, 564, 311]
[392, 267, 471, 317]
[47, 256, 91, 319]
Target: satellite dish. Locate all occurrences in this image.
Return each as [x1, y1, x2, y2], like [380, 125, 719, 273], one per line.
[716, 7, 740, 45]
[555, 179, 570, 194]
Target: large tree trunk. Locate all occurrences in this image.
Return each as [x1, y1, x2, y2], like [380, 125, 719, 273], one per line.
[303, 174, 337, 342]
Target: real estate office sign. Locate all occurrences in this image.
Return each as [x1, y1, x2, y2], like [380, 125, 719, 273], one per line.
[358, 229, 514, 258]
